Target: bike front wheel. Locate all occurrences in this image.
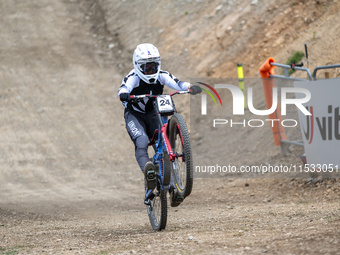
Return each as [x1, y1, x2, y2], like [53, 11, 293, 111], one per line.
[147, 190, 167, 231]
[168, 112, 193, 198]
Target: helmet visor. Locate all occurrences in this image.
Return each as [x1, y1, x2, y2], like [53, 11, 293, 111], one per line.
[141, 62, 159, 75]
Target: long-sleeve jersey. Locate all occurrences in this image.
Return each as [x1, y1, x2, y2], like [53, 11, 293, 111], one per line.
[118, 69, 190, 113]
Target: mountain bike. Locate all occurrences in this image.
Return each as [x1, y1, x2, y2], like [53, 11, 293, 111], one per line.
[129, 91, 193, 231]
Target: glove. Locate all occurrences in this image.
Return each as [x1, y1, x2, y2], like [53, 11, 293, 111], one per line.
[119, 93, 130, 102]
[189, 85, 202, 95]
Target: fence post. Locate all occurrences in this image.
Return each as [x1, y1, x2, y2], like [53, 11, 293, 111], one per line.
[259, 58, 287, 146]
[237, 63, 247, 109]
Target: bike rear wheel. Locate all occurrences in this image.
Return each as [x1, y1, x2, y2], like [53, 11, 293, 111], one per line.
[168, 112, 193, 198]
[147, 190, 167, 231]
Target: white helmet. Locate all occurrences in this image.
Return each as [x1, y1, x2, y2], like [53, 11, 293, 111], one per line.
[133, 43, 161, 84]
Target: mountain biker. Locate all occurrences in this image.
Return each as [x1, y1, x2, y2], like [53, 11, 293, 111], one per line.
[118, 43, 201, 206]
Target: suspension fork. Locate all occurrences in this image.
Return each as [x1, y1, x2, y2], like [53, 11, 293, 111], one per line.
[161, 123, 177, 162]
[176, 123, 184, 148]
[155, 115, 170, 163]
[157, 115, 182, 163]
[174, 123, 185, 163]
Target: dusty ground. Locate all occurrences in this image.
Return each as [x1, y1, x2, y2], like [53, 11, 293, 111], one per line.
[0, 0, 340, 254]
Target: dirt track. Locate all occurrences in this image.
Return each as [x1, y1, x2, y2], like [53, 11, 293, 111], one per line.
[1, 0, 340, 254]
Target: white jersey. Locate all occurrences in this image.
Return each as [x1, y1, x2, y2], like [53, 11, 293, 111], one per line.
[118, 69, 190, 113]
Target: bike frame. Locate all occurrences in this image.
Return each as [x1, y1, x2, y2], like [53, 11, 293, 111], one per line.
[151, 115, 171, 191]
[151, 101, 177, 191]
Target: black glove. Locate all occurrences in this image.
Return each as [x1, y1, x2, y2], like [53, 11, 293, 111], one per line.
[189, 85, 202, 95]
[119, 93, 130, 102]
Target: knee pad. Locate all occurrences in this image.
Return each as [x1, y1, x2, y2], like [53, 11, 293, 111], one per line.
[135, 135, 149, 149]
[135, 135, 149, 158]
[134, 135, 150, 171]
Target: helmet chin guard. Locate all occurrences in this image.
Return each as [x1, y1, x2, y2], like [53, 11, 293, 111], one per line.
[133, 43, 161, 84]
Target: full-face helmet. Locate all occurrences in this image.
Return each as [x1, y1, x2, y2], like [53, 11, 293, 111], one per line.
[133, 43, 161, 84]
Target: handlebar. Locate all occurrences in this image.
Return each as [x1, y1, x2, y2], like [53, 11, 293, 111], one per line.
[129, 90, 190, 102]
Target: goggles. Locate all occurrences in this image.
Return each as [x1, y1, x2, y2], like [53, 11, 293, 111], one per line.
[141, 62, 159, 74]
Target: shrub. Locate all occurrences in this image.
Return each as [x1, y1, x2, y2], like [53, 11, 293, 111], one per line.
[286, 51, 304, 75]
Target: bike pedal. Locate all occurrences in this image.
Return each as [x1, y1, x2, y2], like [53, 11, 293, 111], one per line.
[144, 198, 152, 206]
[175, 196, 184, 203]
[171, 198, 183, 207]
[146, 170, 155, 181]
[170, 190, 184, 207]
[144, 162, 156, 190]
[144, 192, 155, 206]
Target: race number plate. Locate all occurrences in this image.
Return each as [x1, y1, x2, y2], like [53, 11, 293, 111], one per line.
[156, 95, 174, 114]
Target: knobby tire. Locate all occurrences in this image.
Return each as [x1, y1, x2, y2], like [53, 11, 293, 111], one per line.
[147, 190, 167, 231]
[169, 112, 193, 198]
